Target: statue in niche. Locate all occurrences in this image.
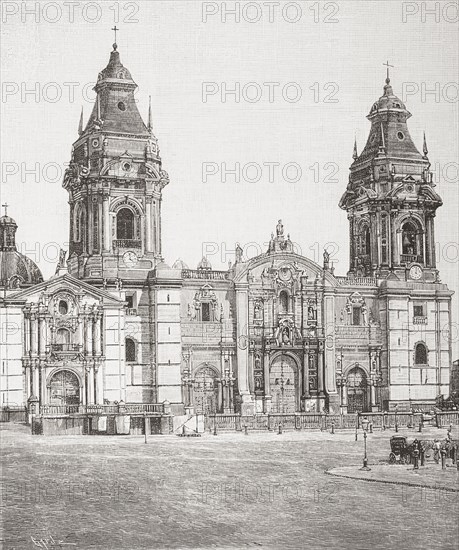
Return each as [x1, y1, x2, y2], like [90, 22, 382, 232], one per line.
[276, 220, 284, 238]
[235, 243, 243, 263]
[254, 301, 262, 320]
[282, 326, 291, 346]
[323, 249, 330, 270]
[55, 249, 67, 274]
[361, 302, 368, 325]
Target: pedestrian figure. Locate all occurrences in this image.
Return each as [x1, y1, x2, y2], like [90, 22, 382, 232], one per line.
[433, 439, 441, 464]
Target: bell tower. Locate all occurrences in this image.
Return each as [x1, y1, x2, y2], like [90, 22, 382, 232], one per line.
[339, 69, 442, 283]
[63, 41, 169, 283]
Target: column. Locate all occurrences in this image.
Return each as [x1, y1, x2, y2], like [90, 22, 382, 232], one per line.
[318, 345, 325, 396]
[103, 194, 110, 252]
[95, 364, 104, 404]
[370, 381, 376, 409]
[23, 314, 30, 356]
[85, 315, 93, 356]
[39, 366, 46, 405]
[342, 381, 348, 407]
[228, 353, 234, 412]
[390, 211, 398, 266]
[348, 215, 355, 271]
[145, 197, 152, 252]
[303, 348, 309, 399]
[157, 199, 162, 255]
[32, 364, 39, 399]
[217, 380, 223, 412]
[235, 283, 250, 407]
[93, 316, 102, 356]
[430, 215, 436, 267]
[263, 350, 271, 413]
[88, 198, 94, 253]
[30, 315, 38, 356]
[370, 212, 378, 270]
[87, 364, 95, 405]
[24, 365, 31, 400]
[38, 317, 44, 356]
[78, 318, 84, 352]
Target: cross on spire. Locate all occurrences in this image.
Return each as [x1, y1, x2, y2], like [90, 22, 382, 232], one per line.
[112, 26, 119, 50]
[383, 60, 394, 82]
[1, 203, 8, 216]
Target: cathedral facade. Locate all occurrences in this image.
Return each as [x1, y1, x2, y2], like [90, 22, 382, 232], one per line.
[0, 45, 454, 415]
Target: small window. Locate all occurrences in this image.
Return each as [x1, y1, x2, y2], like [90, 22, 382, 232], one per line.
[202, 302, 211, 322]
[59, 300, 68, 315]
[397, 132, 405, 140]
[126, 295, 134, 309]
[415, 343, 427, 365]
[125, 338, 136, 363]
[118, 101, 126, 111]
[279, 290, 289, 314]
[122, 162, 132, 172]
[352, 307, 361, 326]
[167, 294, 170, 303]
[413, 305, 424, 318]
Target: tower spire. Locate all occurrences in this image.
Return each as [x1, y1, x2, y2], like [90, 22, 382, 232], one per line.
[382, 60, 395, 96]
[352, 137, 358, 160]
[78, 107, 83, 135]
[383, 60, 394, 83]
[423, 131, 428, 156]
[112, 26, 119, 51]
[148, 95, 152, 132]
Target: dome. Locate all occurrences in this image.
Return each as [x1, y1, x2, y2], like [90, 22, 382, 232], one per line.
[368, 78, 408, 118]
[0, 214, 43, 288]
[97, 46, 133, 83]
[0, 250, 44, 288]
[0, 216, 17, 227]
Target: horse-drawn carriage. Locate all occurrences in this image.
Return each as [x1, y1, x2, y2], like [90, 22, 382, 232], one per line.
[388, 436, 419, 464]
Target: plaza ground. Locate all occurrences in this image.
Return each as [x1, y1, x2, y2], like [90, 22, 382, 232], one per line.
[1, 423, 458, 550]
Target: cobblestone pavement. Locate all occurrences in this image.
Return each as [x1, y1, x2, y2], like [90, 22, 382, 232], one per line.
[1, 423, 458, 550]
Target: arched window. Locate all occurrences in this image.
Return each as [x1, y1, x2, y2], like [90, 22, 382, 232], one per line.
[59, 300, 68, 315]
[125, 338, 136, 363]
[117, 208, 134, 240]
[402, 221, 423, 261]
[362, 225, 370, 256]
[75, 208, 86, 245]
[55, 328, 71, 351]
[415, 343, 427, 365]
[279, 291, 289, 314]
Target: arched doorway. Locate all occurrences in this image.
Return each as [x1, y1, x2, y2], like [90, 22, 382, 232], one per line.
[49, 370, 80, 406]
[269, 354, 298, 413]
[193, 365, 218, 414]
[346, 366, 368, 413]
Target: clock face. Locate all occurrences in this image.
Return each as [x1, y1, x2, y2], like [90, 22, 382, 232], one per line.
[409, 265, 422, 280]
[123, 251, 138, 269]
[278, 267, 292, 282]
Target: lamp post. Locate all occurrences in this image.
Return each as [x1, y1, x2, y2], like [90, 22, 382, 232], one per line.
[359, 423, 371, 471]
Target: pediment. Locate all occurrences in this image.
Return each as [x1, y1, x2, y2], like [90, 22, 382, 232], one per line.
[233, 252, 337, 287]
[8, 274, 124, 306]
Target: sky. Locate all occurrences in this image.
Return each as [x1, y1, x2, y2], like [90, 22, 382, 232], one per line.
[1, 0, 458, 354]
